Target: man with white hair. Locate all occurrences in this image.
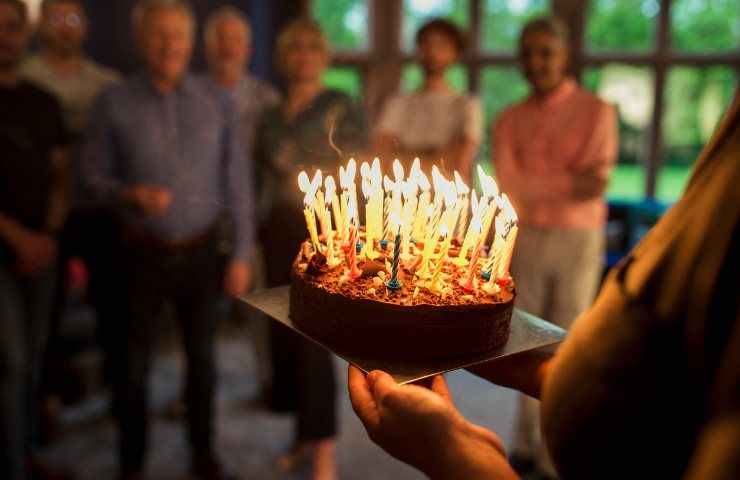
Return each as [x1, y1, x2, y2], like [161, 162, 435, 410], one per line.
[83, 1, 253, 479]
[204, 6, 280, 154]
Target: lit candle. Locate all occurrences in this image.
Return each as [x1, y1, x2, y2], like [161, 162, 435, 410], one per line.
[455, 215, 482, 264]
[461, 222, 484, 291]
[387, 214, 403, 290]
[429, 225, 451, 290]
[498, 223, 519, 278]
[482, 216, 506, 277]
[347, 213, 361, 279]
[325, 176, 343, 236]
[381, 192, 391, 246]
[454, 171, 470, 241]
[298, 171, 321, 252]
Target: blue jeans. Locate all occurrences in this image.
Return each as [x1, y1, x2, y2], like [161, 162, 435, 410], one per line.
[0, 261, 56, 478]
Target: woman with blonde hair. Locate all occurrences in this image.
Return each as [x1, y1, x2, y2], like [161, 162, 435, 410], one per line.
[255, 18, 369, 480]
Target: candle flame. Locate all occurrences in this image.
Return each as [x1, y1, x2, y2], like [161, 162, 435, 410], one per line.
[500, 193, 518, 223]
[360, 161, 371, 180]
[495, 215, 505, 235]
[311, 170, 323, 192]
[383, 175, 395, 192]
[371, 157, 382, 182]
[454, 171, 470, 195]
[298, 171, 310, 192]
[389, 212, 403, 229]
[325, 175, 336, 202]
[471, 190, 479, 213]
[362, 175, 372, 199]
[392, 159, 404, 183]
[439, 224, 449, 238]
[340, 159, 356, 189]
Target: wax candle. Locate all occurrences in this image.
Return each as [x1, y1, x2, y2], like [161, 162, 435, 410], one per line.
[454, 172, 470, 241]
[387, 218, 402, 290]
[325, 176, 343, 235]
[461, 223, 484, 291]
[498, 224, 519, 278]
[456, 215, 482, 264]
[347, 217, 361, 279]
[429, 225, 451, 290]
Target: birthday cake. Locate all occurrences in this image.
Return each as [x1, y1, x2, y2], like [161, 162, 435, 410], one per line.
[287, 159, 518, 359]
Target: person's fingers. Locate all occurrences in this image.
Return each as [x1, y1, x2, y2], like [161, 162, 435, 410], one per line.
[367, 370, 397, 403]
[429, 375, 454, 405]
[348, 365, 380, 431]
[467, 423, 507, 456]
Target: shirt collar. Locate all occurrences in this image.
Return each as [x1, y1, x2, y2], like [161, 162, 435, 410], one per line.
[530, 76, 577, 109]
[139, 70, 197, 96]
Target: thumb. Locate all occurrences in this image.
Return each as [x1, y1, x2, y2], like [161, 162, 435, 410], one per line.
[367, 370, 397, 401]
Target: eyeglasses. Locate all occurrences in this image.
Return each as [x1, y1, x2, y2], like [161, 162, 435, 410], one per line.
[48, 12, 83, 29]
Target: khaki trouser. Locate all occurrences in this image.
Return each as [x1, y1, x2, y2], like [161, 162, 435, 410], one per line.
[510, 227, 604, 477]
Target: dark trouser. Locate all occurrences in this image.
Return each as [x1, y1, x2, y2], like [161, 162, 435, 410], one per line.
[42, 208, 124, 398]
[116, 231, 223, 474]
[261, 205, 337, 441]
[0, 261, 56, 478]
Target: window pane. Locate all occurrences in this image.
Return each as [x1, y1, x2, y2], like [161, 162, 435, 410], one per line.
[583, 64, 655, 200]
[480, 0, 550, 52]
[586, 0, 660, 53]
[402, 0, 471, 52]
[321, 66, 363, 99]
[670, 0, 740, 53]
[401, 63, 469, 92]
[658, 66, 737, 202]
[478, 66, 529, 188]
[312, 0, 368, 51]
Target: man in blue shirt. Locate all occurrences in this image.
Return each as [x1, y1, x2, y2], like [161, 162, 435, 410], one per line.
[83, 1, 254, 478]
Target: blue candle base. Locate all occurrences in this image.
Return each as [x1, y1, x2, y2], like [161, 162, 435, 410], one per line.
[385, 279, 403, 290]
[356, 242, 364, 254]
[481, 270, 491, 280]
[379, 240, 389, 250]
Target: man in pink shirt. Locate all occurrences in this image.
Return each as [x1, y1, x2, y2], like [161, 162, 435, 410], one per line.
[492, 16, 617, 479]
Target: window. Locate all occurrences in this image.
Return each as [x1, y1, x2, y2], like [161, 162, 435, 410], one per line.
[311, 0, 739, 202]
[311, 0, 370, 98]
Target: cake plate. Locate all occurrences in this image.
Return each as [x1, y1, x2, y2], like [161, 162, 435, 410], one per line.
[240, 286, 566, 385]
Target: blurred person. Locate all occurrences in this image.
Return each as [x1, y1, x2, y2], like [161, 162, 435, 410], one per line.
[491, 16, 617, 478]
[82, 1, 254, 479]
[0, 1, 71, 479]
[21, 0, 122, 434]
[255, 18, 369, 480]
[204, 5, 280, 154]
[349, 92, 740, 480]
[374, 18, 482, 181]
[204, 4, 279, 399]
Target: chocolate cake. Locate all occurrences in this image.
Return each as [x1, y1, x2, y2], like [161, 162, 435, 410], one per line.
[289, 240, 515, 359]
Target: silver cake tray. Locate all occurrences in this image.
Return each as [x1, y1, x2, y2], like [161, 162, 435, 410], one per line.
[240, 285, 566, 385]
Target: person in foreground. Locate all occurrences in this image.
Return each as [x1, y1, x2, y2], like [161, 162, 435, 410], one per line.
[349, 92, 740, 479]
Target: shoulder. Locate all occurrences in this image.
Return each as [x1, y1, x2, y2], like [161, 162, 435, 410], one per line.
[85, 60, 122, 85]
[18, 80, 58, 108]
[574, 85, 616, 117]
[246, 74, 281, 101]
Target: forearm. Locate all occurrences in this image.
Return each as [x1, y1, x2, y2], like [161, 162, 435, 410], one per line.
[466, 351, 552, 399]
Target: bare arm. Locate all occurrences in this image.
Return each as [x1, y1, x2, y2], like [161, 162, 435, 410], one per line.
[466, 350, 553, 399]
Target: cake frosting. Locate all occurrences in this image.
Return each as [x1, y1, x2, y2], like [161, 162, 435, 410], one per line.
[289, 240, 515, 359]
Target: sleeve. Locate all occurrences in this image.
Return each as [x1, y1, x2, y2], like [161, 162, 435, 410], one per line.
[374, 95, 403, 137]
[222, 94, 256, 262]
[572, 102, 618, 178]
[80, 90, 124, 204]
[461, 95, 483, 145]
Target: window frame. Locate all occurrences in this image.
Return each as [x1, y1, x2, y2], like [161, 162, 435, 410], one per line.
[308, 0, 740, 200]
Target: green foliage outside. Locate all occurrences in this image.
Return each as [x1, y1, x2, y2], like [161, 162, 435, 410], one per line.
[480, 0, 549, 51]
[670, 0, 740, 52]
[586, 0, 659, 52]
[312, 0, 739, 202]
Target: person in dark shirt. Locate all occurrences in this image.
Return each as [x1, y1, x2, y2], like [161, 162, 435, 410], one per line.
[0, 1, 70, 479]
[256, 18, 368, 480]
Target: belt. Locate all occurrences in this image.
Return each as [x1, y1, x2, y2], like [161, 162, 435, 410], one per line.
[119, 219, 220, 253]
